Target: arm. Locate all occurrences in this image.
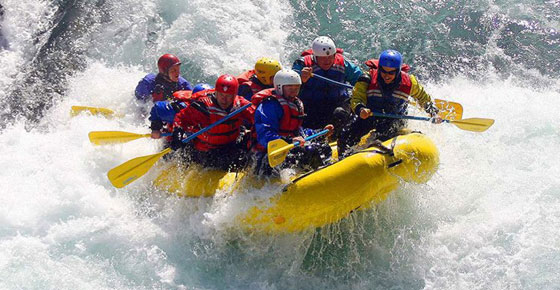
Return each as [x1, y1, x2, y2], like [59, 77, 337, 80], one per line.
[344, 60, 363, 85]
[292, 58, 312, 83]
[149, 101, 186, 138]
[135, 74, 156, 102]
[255, 101, 284, 147]
[149, 101, 185, 125]
[409, 74, 438, 116]
[350, 73, 371, 114]
[292, 58, 305, 73]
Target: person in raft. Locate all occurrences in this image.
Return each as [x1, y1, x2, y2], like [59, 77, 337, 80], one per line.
[337, 49, 442, 157]
[236, 57, 283, 101]
[148, 83, 213, 140]
[251, 69, 334, 176]
[170, 75, 254, 171]
[135, 54, 193, 102]
[292, 36, 362, 134]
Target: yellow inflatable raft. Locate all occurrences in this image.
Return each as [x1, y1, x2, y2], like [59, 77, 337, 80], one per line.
[153, 133, 439, 232]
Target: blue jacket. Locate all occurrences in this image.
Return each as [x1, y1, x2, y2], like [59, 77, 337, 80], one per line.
[135, 73, 193, 102]
[255, 100, 313, 148]
[148, 101, 187, 131]
[292, 57, 362, 129]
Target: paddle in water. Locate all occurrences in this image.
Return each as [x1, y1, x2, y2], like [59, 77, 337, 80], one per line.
[267, 129, 330, 167]
[107, 103, 252, 188]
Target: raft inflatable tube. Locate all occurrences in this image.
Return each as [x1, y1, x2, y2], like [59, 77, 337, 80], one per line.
[153, 133, 439, 232]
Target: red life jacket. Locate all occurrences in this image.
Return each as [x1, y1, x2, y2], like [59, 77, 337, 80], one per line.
[364, 59, 414, 115]
[301, 48, 346, 74]
[236, 69, 255, 85]
[163, 89, 206, 138]
[364, 59, 413, 100]
[187, 90, 249, 151]
[250, 88, 305, 151]
[236, 69, 267, 96]
[172, 90, 193, 103]
[300, 48, 345, 57]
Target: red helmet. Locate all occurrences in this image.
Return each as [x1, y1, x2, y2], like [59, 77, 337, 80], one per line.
[157, 54, 181, 74]
[215, 74, 239, 94]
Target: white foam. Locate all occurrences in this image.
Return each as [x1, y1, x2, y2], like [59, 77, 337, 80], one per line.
[1, 0, 560, 288]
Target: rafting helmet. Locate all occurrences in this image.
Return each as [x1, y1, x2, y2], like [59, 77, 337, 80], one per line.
[254, 57, 282, 86]
[192, 83, 213, 94]
[378, 50, 403, 73]
[312, 36, 336, 57]
[157, 54, 181, 74]
[215, 74, 239, 95]
[273, 69, 302, 96]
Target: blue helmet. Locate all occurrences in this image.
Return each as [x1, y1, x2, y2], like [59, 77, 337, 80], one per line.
[192, 83, 213, 94]
[378, 50, 403, 72]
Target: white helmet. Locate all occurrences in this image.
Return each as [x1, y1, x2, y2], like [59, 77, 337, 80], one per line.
[273, 69, 302, 96]
[312, 36, 336, 57]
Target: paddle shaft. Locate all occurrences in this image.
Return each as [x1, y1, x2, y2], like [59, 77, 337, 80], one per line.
[371, 112, 494, 132]
[269, 129, 330, 156]
[179, 103, 252, 144]
[295, 129, 330, 146]
[294, 69, 462, 117]
[372, 112, 444, 123]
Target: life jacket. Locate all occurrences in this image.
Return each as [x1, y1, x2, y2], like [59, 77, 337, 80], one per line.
[152, 74, 182, 102]
[172, 90, 193, 103]
[187, 90, 248, 151]
[298, 48, 348, 128]
[236, 69, 269, 97]
[172, 88, 211, 103]
[155, 89, 197, 138]
[251, 88, 305, 151]
[300, 48, 346, 76]
[364, 59, 413, 115]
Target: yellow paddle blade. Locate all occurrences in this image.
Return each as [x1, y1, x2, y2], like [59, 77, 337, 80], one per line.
[107, 148, 171, 188]
[409, 99, 463, 120]
[450, 118, 495, 132]
[89, 131, 151, 145]
[267, 139, 295, 168]
[434, 99, 463, 120]
[71, 106, 115, 117]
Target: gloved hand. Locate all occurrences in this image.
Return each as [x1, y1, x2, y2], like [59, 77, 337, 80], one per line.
[170, 128, 186, 150]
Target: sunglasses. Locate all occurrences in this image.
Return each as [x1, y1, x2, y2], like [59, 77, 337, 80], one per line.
[379, 67, 398, 75]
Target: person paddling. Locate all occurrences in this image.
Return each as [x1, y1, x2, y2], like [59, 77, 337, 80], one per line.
[148, 83, 213, 140]
[337, 49, 442, 157]
[171, 75, 254, 171]
[135, 54, 193, 102]
[292, 36, 362, 131]
[252, 69, 333, 175]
